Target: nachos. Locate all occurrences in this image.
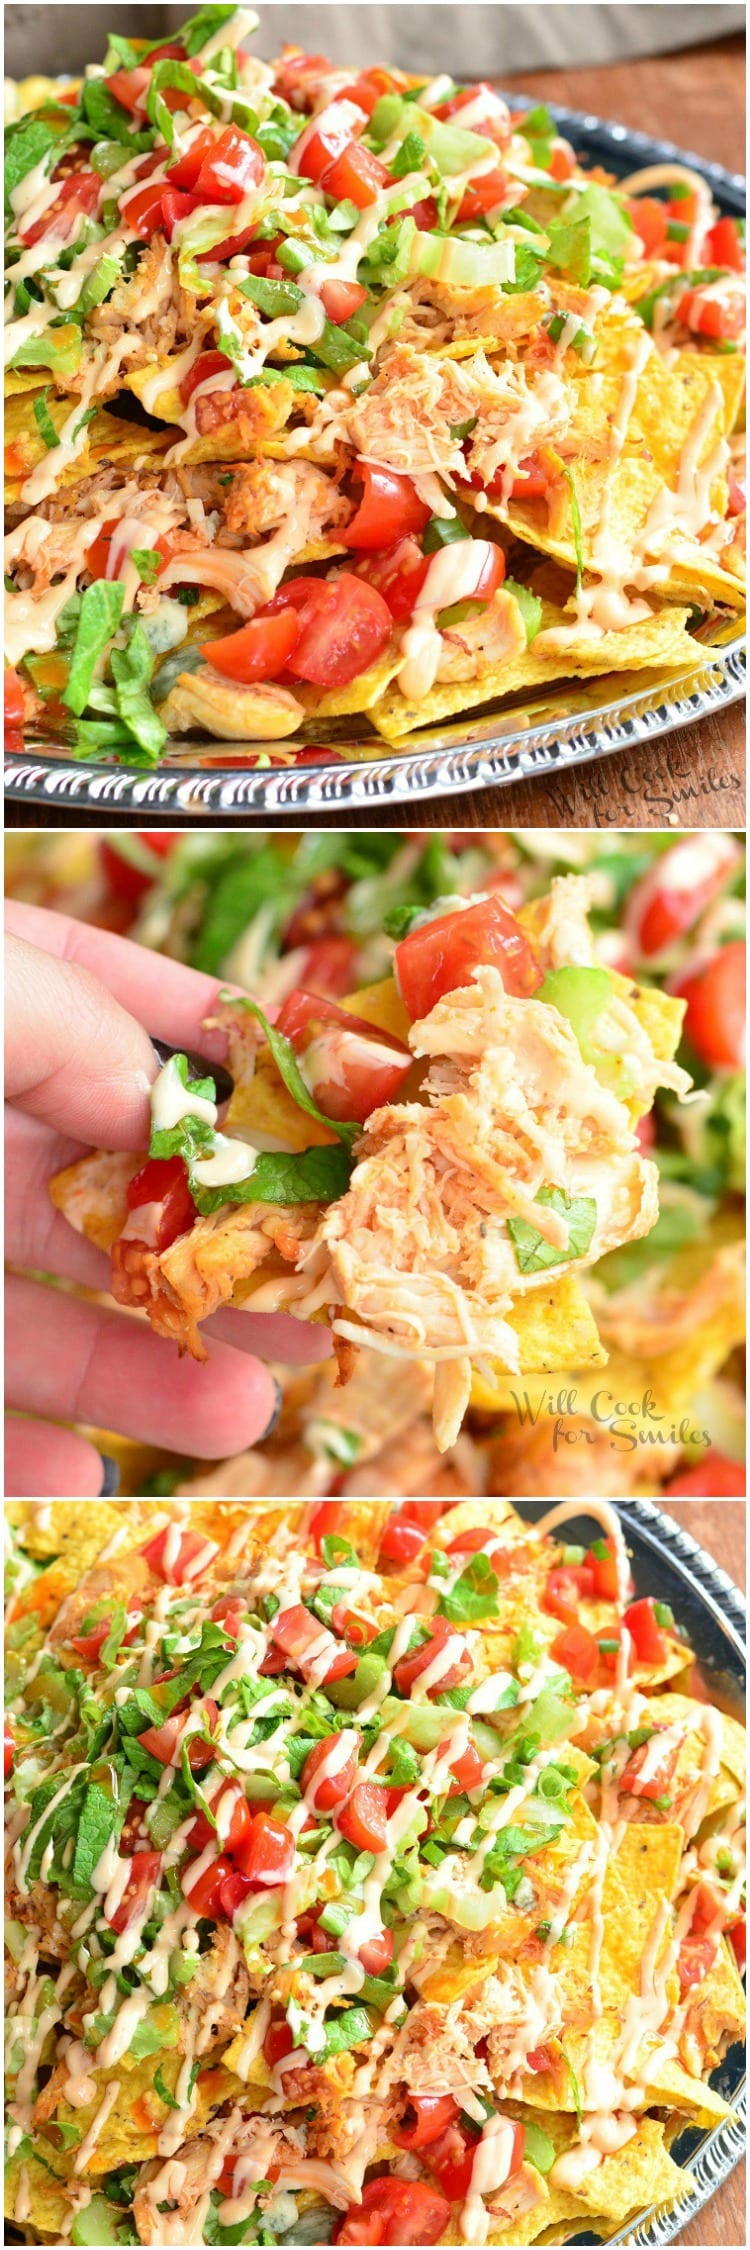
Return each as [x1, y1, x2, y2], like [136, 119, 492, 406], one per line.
[4, 1497, 746, 2246]
[50, 872, 699, 1451]
[4, 6, 746, 763]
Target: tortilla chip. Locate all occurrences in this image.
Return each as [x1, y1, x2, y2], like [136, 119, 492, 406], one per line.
[5, 392, 170, 502]
[367, 600, 700, 740]
[124, 359, 299, 464]
[297, 649, 403, 719]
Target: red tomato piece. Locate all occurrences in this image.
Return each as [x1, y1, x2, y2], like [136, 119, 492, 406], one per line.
[542, 1564, 596, 1628]
[139, 1521, 212, 1584]
[269, 1603, 358, 1684]
[344, 464, 431, 551]
[167, 127, 217, 191]
[619, 1729, 679, 1803]
[301, 935, 357, 997]
[200, 609, 300, 684]
[627, 195, 668, 257]
[4, 1724, 14, 1778]
[676, 941, 745, 1071]
[302, 1734, 360, 1811]
[275, 988, 411, 1125]
[277, 573, 392, 688]
[232, 1809, 295, 1886]
[626, 834, 740, 958]
[457, 167, 509, 222]
[194, 125, 265, 203]
[71, 1606, 142, 1662]
[587, 1537, 620, 1602]
[423, 2122, 481, 2202]
[667, 1451, 745, 1496]
[624, 1597, 669, 1667]
[105, 66, 151, 113]
[449, 1741, 485, 1792]
[98, 833, 180, 904]
[187, 1782, 252, 1857]
[358, 1926, 394, 1975]
[548, 139, 576, 181]
[705, 214, 746, 271]
[275, 48, 334, 111]
[507, 454, 551, 500]
[395, 893, 542, 1021]
[678, 1935, 717, 1994]
[338, 70, 396, 117]
[336, 1781, 389, 1853]
[182, 1851, 234, 1916]
[321, 142, 391, 209]
[378, 1516, 426, 1566]
[294, 99, 368, 182]
[393, 1617, 471, 1699]
[549, 1623, 600, 1686]
[402, 1501, 454, 1526]
[124, 1154, 197, 1255]
[676, 287, 744, 342]
[160, 187, 202, 239]
[4, 669, 25, 726]
[319, 277, 369, 323]
[109, 1849, 162, 1931]
[139, 1697, 218, 1769]
[210, 1596, 244, 1639]
[263, 2017, 296, 2068]
[355, 537, 430, 623]
[335, 2179, 450, 2246]
[308, 1499, 347, 1550]
[394, 2094, 460, 2151]
[729, 1919, 746, 1971]
[21, 168, 101, 248]
[331, 1605, 378, 1647]
[121, 181, 169, 238]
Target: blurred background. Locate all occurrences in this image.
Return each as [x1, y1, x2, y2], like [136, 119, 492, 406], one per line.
[4, 1, 746, 78]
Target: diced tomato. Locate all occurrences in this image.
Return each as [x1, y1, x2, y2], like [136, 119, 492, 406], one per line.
[331, 1605, 378, 1647]
[355, 536, 430, 623]
[139, 1520, 213, 1584]
[98, 833, 180, 903]
[588, 1536, 620, 1602]
[269, 1604, 358, 1684]
[200, 608, 300, 684]
[549, 1622, 600, 1686]
[526, 2045, 554, 2073]
[336, 1780, 389, 1853]
[105, 66, 151, 113]
[232, 1809, 295, 1886]
[729, 1919, 746, 1971]
[507, 453, 551, 501]
[195, 125, 266, 202]
[216, 1869, 252, 1917]
[338, 70, 396, 117]
[121, 180, 170, 237]
[210, 1596, 244, 1640]
[321, 141, 391, 209]
[358, 1926, 394, 1975]
[456, 167, 510, 222]
[437, 83, 511, 149]
[396, 892, 542, 1021]
[302, 1733, 360, 1811]
[728, 469, 746, 517]
[182, 1851, 234, 1916]
[187, 1782, 252, 1856]
[4, 1724, 14, 1779]
[124, 1154, 197, 1256]
[675, 940, 745, 1070]
[394, 2094, 460, 2151]
[119, 1798, 149, 1856]
[625, 834, 740, 958]
[705, 214, 746, 271]
[542, 1564, 596, 1627]
[279, 572, 393, 689]
[308, 1500, 348, 1550]
[423, 2122, 481, 2202]
[275, 48, 335, 112]
[167, 127, 217, 191]
[275, 988, 411, 1126]
[138, 1697, 219, 1769]
[378, 1516, 426, 1566]
[301, 935, 358, 998]
[624, 1597, 669, 1667]
[335, 2179, 450, 2245]
[319, 276, 369, 323]
[4, 669, 25, 727]
[160, 187, 203, 239]
[84, 519, 122, 582]
[628, 195, 668, 257]
[447, 1526, 495, 1555]
[20, 168, 100, 247]
[548, 138, 576, 181]
[109, 1849, 162, 1931]
[667, 1450, 745, 1496]
[293, 98, 368, 182]
[393, 1616, 471, 1699]
[71, 1605, 142, 1661]
[449, 1741, 485, 1792]
[411, 197, 440, 229]
[402, 1501, 454, 1526]
[263, 2017, 296, 2068]
[619, 1729, 679, 1803]
[344, 464, 431, 551]
[676, 286, 745, 342]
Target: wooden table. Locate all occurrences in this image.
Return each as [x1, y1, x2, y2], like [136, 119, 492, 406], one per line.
[5, 38, 744, 834]
[643, 1497, 746, 2247]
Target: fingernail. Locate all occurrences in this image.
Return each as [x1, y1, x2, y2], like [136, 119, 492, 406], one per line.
[259, 1379, 283, 1442]
[98, 1454, 120, 1497]
[151, 1038, 234, 1108]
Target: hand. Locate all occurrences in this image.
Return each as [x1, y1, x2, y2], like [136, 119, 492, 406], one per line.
[5, 900, 332, 1498]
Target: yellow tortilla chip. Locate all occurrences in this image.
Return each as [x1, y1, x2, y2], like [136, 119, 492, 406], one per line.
[5, 391, 170, 503]
[367, 600, 700, 740]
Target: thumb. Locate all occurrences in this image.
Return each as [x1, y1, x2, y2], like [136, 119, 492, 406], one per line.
[6, 933, 158, 1150]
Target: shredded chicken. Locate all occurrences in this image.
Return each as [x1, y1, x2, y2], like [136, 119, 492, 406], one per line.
[89, 233, 192, 362]
[111, 1199, 319, 1357]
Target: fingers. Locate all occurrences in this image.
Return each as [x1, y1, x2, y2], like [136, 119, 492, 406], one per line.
[205, 1305, 334, 1365]
[7, 934, 157, 1151]
[6, 1111, 113, 1288]
[6, 1274, 281, 1460]
[5, 1416, 110, 1499]
[5, 901, 241, 1060]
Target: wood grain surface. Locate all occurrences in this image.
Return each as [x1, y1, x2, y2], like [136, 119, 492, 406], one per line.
[5, 37, 745, 834]
[639, 1497, 746, 2247]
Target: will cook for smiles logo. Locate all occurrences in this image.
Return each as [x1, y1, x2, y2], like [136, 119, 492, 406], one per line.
[509, 1386, 710, 1457]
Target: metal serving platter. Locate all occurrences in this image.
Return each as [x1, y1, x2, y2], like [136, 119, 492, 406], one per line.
[514, 1499, 747, 2249]
[5, 104, 746, 820]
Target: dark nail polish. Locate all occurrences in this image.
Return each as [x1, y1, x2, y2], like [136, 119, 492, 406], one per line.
[99, 1454, 120, 1497]
[259, 1379, 283, 1443]
[151, 1038, 234, 1108]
